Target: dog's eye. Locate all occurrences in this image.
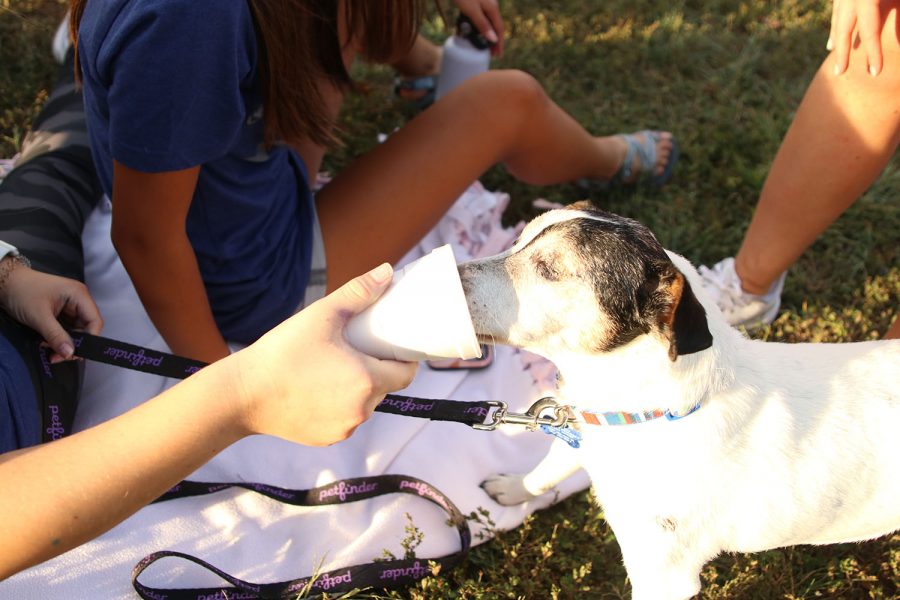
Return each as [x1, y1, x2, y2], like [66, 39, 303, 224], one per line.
[534, 257, 560, 281]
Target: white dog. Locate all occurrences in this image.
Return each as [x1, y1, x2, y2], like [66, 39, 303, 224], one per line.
[460, 203, 900, 600]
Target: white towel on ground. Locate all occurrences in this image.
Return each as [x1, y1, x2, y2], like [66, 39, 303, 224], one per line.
[0, 183, 588, 599]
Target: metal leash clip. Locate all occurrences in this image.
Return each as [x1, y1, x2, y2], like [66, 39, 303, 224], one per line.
[473, 396, 570, 431]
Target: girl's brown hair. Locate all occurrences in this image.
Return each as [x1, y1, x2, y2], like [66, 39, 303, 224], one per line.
[70, 0, 424, 147]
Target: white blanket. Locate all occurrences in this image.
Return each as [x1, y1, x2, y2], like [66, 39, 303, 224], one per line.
[1, 184, 588, 599]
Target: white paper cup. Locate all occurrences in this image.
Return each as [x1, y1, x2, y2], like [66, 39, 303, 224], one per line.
[344, 245, 481, 361]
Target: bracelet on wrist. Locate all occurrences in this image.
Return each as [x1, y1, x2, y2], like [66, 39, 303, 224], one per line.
[0, 252, 31, 295]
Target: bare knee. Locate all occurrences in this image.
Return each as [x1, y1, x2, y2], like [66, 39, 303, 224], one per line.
[454, 70, 552, 180]
[464, 69, 548, 115]
[447, 70, 549, 134]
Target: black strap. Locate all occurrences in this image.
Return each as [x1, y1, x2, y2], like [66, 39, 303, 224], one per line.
[133, 475, 470, 599]
[3, 314, 83, 444]
[65, 331, 488, 597]
[68, 331, 496, 427]
[70, 331, 205, 379]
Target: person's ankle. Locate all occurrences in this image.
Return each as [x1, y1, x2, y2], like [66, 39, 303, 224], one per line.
[734, 258, 774, 296]
[592, 135, 627, 181]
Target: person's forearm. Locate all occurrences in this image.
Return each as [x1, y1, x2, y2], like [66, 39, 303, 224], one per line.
[111, 161, 228, 362]
[114, 233, 229, 362]
[0, 358, 246, 580]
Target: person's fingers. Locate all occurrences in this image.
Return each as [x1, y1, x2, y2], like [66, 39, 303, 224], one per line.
[463, 6, 499, 48]
[27, 308, 76, 360]
[832, 3, 856, 75]
[326, 263, 393, 317]
[378, 359, 418, 393]
[361, 359, 419, 412]
[481, 1, 505, 56]
[857, 1, 883, 75]
[72, 299, 105, 335]
[64, 289, 104, 335]
[828, 0, 841, 52]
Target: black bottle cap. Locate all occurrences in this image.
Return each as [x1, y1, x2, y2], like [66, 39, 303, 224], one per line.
[456, 14, 493, 51]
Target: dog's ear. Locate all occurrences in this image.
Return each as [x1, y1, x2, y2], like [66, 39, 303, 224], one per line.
[658, 267, 713, 361]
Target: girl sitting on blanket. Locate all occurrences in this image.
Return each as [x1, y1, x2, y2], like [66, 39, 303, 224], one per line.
[71, 0, 677, 362]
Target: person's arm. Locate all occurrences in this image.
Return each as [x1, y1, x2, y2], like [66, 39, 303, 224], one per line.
[110, 160, 230, 362]
[0, 263, 417, 580]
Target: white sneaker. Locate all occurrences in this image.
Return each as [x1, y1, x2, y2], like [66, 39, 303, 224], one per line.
[698, 257, 785, 329]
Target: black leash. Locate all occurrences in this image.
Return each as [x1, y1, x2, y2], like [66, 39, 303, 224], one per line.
[67, 330, 498, 428]
[64, 331, 490, 598]
[133, 475, 469, 599]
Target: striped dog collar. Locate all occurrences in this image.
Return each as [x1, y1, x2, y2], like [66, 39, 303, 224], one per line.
[539, 402, 702, 449]
[574, 401, 701, 426]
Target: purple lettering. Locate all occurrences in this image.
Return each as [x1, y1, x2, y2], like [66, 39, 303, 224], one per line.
[317, 480, 378, 502]
[39, 347, 53, 378]
[45, 405, 65, 440]
[102, 346, 164, 369]
[250, 484, 294, 500]
[380, 397, 434, 413]
[309, 570, 353, 591]
[379, 561, 431, 582]
[399, 480, 451, 511]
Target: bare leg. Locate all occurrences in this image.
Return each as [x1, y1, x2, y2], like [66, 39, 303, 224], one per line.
[316, 70, 673, 289]
[884, 315, 900, 339]
[734, 3, 900, 295]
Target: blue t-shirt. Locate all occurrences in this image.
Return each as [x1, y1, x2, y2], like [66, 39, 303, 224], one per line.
[78, 0, 314, 343]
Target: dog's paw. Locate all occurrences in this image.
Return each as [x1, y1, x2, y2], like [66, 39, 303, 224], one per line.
[480, 473, 538, 506]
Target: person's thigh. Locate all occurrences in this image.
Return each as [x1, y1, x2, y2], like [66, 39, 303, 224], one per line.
[314, 70, 572, 291]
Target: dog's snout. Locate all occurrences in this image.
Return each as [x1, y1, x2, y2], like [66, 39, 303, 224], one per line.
[457, 261, 479, 277]
[457, 259, 508, 341]
[457, 261, 480, 297]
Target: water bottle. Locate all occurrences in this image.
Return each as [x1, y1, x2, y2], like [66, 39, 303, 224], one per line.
[434, 14, 492, 101]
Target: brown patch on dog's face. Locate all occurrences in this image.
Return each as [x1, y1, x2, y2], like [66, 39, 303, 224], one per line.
[566, 199, 596, 212]
[459, 206, 712, 360]
[658, 270, 685, 361]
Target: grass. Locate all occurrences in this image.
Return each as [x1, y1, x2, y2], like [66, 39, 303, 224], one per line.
[2, 0, 897, 598]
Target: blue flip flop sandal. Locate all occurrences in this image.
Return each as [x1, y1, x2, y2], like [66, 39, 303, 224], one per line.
[579, 130, 679, 192]
[394, 74, 438, 111]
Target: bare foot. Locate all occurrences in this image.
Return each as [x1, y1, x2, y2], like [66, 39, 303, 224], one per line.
[609, 130, 676, 183]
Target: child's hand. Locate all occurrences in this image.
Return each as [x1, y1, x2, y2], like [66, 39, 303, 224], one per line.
[231, 263, 418, 446]
[829, 0, 883, 76]
[454, 0, 505, 56]
[0, 263, 103, 362]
